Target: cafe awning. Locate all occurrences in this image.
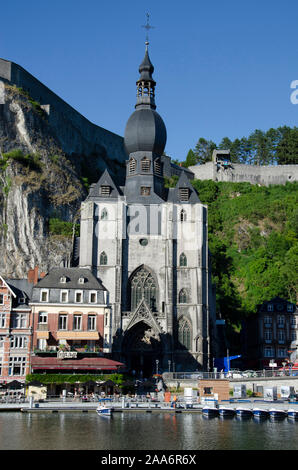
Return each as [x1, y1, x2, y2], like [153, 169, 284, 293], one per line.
[31, 356, 125, 371]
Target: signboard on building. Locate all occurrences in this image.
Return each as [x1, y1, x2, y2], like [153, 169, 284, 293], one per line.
[57, 351, 78, 359]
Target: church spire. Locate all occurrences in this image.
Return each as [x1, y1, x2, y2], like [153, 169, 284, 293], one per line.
[136, 14, 156, 110]
[136, 42, 156, 110]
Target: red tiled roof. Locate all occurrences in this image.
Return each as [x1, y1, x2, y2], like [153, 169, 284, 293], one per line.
[31, 356, 125, 371]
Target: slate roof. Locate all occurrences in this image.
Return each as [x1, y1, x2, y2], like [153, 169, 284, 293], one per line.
[34, 268, 106, 291]
[5, 279, 34, 307]
[167, 170, 201, 204]
[87, 169, 121, 200]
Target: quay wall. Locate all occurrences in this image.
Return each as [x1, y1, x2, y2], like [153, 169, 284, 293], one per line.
[164, 376, 298, 395]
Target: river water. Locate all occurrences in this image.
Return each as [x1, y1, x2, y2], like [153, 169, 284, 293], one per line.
[0, 411, 297, 451]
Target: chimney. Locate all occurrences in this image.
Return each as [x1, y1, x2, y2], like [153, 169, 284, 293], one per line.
[27, 266, 39, 285]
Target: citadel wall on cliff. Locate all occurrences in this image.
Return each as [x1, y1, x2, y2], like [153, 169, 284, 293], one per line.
[189, 150, 298, 186]
[0, 58, 127, 172]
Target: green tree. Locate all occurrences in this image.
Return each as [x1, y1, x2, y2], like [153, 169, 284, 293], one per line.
[275, 127, 298, 164]
[193, 137, 216, 165]
[184, 149, 197, 167]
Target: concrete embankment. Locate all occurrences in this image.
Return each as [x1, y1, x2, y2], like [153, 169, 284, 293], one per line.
[1, 399, 298, 415]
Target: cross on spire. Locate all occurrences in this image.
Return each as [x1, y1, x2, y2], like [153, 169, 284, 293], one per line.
[142, 13, 154, 45]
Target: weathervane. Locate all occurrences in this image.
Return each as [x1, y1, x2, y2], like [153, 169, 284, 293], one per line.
[142, 13, 154, 45]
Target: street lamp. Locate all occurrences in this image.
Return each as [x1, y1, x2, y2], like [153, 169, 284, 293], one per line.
[156, 359, 159, 375]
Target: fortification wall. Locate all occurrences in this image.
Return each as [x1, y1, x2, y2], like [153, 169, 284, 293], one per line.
[189, 161, 298, 186]
[0, 58, 127, 163]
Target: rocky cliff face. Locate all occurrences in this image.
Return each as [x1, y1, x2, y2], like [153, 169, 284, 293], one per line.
[0, 84, 88, 277]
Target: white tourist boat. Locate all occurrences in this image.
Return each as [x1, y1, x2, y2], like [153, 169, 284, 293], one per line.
[96, 404, 113, 417]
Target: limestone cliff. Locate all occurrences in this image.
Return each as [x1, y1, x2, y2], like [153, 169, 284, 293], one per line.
[0, 84, 89, 277]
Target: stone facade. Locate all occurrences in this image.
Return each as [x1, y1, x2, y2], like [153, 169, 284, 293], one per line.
[189, 150, 298, 186]
[78, 44, 217, 375]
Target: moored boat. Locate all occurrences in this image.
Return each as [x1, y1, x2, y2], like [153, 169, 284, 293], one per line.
[269, 408, 287, 420]
[218, 407, 235, 418]
[236, 407, 253, 418]
[253, 408, 269, 419]
[202, 407, 219, 418]
[96, 404, 113, 417]
[287, 409, 298, 420]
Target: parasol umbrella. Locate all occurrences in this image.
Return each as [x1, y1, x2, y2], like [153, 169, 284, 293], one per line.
[27, 380, 43, 386]
[7, 380, 24, 390]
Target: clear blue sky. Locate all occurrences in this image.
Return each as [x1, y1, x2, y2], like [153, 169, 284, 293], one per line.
[1, 0, 298, 161]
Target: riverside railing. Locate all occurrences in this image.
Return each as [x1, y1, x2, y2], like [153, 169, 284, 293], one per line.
[163, 370, 298, 381]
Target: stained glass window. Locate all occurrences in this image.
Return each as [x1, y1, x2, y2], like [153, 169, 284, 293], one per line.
[130, 267, 157, 311]
[100, 251, 108, 265]
[178, 317, 191, 350]
[179, 253, 187, 267]
[179, 288, 188, 303]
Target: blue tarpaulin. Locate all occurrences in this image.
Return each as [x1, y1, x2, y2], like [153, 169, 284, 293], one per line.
[214, 355, 241, 372]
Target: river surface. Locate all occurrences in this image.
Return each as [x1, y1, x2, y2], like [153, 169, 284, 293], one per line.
[0, 411, 297, 451]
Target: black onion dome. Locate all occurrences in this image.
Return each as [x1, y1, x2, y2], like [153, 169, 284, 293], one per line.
[124, 107, 167, 156]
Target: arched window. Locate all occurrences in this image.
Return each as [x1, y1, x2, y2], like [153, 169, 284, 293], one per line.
[101, 208, 108, 220]
[129, 157, 136, 174]
[179, 288, 188, 304]
[178, 317, 191, 350]
[179, 253, 187, 267]
[130, 267, 157, 311]
[100, 251, 108, 265]
[180, 209, 187, 222]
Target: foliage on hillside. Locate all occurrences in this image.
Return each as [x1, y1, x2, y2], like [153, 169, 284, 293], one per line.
[190, 180, 298, 327]
[182, 126, 298, 166]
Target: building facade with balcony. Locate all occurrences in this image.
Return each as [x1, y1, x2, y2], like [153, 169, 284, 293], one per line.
[242, 297, 298, 369]
[29, 267, 124, 374]
[0, 276, 33, 383]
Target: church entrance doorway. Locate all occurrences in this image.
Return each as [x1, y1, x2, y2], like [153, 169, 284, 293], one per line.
[122, 321, 162, 378]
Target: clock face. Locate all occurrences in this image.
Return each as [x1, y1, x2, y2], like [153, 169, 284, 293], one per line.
[139, 238, 148, 246]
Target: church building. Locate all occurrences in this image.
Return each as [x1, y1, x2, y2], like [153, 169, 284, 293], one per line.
[79, 41, 216, 375]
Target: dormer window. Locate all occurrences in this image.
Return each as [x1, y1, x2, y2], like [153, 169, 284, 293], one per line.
[100, 185, 111, 196]
[140, 186, 151, 196]
[141, 157, 151, 172]
[60, 276, 67, 284]
[40, 290, 49, 302]
[179, 188, 190, 201]
[78, 277, 85, 285]
[19, 297, 26, 304]
[60, 290, 68, 303]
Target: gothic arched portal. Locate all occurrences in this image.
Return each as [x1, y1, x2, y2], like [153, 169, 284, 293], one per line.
[122, 321, 162, 377]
